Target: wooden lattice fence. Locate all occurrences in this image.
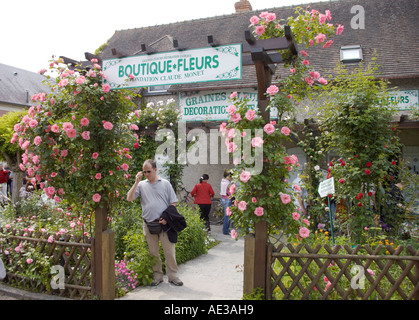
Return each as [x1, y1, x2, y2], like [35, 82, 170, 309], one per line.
[0, 227, 94, 300]
[267, 243, 419, 300]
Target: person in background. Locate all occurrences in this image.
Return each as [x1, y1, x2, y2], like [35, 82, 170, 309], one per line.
[0, 165, 9, 203]
[220, 171, 233, 235]
[191, 174, 215, 232]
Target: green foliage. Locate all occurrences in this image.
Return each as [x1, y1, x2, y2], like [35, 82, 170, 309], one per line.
[0, 110, 25, 161]
[317, 60, 403, 242]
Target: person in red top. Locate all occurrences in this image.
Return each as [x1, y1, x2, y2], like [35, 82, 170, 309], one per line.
[0, 165, 9, 202]
[191, 174, 215, 232]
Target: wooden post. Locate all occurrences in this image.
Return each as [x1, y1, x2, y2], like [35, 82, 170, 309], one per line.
[94, 203, 114, 300]
[102, 229, 115, 300]
[243, 234, 255, 295]
[253, 220, 267, 295]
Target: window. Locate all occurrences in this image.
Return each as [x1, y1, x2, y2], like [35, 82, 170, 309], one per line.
[340, 45, 363, 63]
[147, 85, 171, 94]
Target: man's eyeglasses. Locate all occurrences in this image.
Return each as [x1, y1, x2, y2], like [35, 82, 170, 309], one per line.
[143, 170, 152, 174]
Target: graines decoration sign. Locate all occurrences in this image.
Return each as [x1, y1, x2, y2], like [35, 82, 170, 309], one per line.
[102, 44, 242, 89]
[179, 89, 278, 122]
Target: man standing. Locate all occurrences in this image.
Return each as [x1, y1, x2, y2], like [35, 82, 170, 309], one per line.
[127, 159, 183, 286]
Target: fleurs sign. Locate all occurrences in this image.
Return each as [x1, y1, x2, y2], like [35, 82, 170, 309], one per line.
[385, 90, 418, 111]
[102, 44, 242, 89]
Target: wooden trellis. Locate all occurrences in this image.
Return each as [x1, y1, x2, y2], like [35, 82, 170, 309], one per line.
[0, 227, 94, 300]
[267, 243, 419, 300]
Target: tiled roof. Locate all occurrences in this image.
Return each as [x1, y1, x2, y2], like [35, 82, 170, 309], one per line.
[101, 0, 419, 91]
[0, 63, 48, 107]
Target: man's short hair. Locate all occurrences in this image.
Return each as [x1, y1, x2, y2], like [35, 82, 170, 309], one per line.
[143, 159, 157, 169]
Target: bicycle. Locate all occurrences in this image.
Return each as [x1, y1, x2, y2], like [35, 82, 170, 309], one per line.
[179, 187, 196, 210]
[209, 198, 224, 225]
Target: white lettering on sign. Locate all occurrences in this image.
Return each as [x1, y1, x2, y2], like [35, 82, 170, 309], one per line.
[179, 89, 278, 122]
[318, 177, 335, 198]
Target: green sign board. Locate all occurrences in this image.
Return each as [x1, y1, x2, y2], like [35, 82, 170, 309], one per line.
[385, 90, 418, 111]
[102, 44, 242, 89]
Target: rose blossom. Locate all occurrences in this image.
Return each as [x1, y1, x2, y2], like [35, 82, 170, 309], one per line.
[299, 227, 310, 238]
[245, 109, 256, 121]
[250, 15, 260, 25]
[264, 123, 275, 135]
[266, 85, 279, 95]
[280, 193, 291, 204]
[292, 212, 300, 220]
[92, 193, 101, 202]
[238, 201, 247, 212]
[318, 78, 328, 85]
[81, 131, 90, 140]
[281, 126, 291, 136]
[103, 121, 113, 130]
[240, 170, 252, 183]
[66, 128, 77, 138]
[336, 24, 344, 35]
[255, 25, 265, 35]
[226, 105, 236, 115]
[251, 136, 264, 147]
[80, 118, 89, 126]
[230, 229, 238, 240]
[254, 207, 264, 217]
[315, 33, 326, 43]
[34, 136, 42, 146]
[102, 84, 111, 93]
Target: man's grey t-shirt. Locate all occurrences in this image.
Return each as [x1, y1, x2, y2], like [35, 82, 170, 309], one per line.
[135, 178, 178, 222]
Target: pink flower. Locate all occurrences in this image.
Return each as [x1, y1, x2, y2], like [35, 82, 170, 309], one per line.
[266, 85, 279, 95]
[254, 207, 264, 217]
[336, 24, 344, 35]
[300, 50, 308, 57]
[66, 128, 77, 138]
[266, 12, 276, 22]
[29, 119, 38, 128]
[34, 136, 42, 146]
[302, 59, 310, 66]
[54, 196, 61, 203]
[323, 40, 333, 48]
[81, 131, 90, 140]
[302, 218, 310, 226]
[238, 201, 247, 212]
[92, 193, 101, 202]
[299, 227, 310, 238]
[292, 212, 300, 220]
[280, 193, 291, 204]
[318, 13, 326, 24]
[325, 10, 332, 21]
[59, 79, 69, 87]
[62, 122, 74, 131]
[226, 207, 232, 216]
[51, 124, 60, 133]
[230, 229, 238, 240]
[240, 170, 252, 183]
[95, 173, 102, 180]
[252, 197, 257, 203]
[230, 113, 241, 123]
[226, 105, 236, 115]
[92, 152, 99, 159]
[103, 121, 113, 130]
[76, 76, 86, 84]
[305, 77, 314, 86]
[38, 68, 47, 75]
[250, 15, 260, 25]
[318, 77, 328, 85]
[365, 169, 371, 175]
[339, 178, 345, 184]
[310, 71, 320, 79]
[315, 33, 326, 43]
[102, 84, 111, 93]
[121, 163, 129, 171]
[219, 122, 227, 133]
[227, 142, 237, 153]
[245, 109, 256, 121]
[26, 258, 33, 264]
[251, 136, 264, 147]
[48, 235, 54, 243]
[264, 123, 275, 135]
[230, 92, 237, 99]
[281, 126, 291, 136]
[80, 118, 89, 126]
[255, 25, 265, 35]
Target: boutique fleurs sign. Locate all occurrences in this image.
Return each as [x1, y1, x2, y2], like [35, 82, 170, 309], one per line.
[102, 44, 242, 89]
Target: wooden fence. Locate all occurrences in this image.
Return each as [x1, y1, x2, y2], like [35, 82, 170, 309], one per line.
[0, 227, 94, 300]
[266, 243, 419, 300]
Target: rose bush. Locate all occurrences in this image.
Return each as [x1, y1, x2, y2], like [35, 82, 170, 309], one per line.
[12, 58, 141, 217]
[223, 8, 343, 240]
